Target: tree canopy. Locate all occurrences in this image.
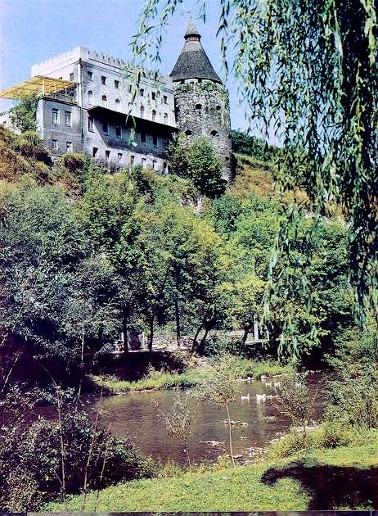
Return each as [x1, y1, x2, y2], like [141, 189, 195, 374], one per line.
[133, 0, 377, 325]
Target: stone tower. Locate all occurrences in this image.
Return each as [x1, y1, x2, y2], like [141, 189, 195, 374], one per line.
[170, 20, 234, 180]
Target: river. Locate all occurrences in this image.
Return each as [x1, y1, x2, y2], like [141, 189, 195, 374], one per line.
[92, 372, 326, 465]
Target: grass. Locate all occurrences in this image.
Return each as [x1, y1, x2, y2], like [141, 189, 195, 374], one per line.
[90, 358, 293, 394]
[44, 429, 378, 512]
[44, 461, 309, 512]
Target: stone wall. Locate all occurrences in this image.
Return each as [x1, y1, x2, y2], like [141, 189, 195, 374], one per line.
[173, 80, 233, 180]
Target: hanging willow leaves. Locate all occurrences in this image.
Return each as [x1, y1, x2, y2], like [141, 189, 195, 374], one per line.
[132, 0, 377, 351]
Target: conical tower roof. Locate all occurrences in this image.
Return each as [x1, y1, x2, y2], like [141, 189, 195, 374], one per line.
[170, 20, 222, 84]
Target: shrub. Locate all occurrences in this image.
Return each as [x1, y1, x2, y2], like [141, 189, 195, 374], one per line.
[326, 361, 378, 429]
[0, 387, 153, 511]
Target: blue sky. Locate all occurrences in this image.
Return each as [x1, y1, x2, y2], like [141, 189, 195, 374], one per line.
[0, 0, 251, 131]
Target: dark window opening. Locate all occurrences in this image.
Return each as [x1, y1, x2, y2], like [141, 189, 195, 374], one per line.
[105, 150, 110, 161]
[216, 105, 221, 111]
[185, 129, 192, 136]
[198, 79, 202, 83]
[211, 130, 218, 136]
[101, 75, 107, 85]
[196, 104, 202, 110]
[153, 134, 158, 146]
[115, 126, 122, 138]
[102, 121, 109, 134]
[92, 147, 98, 157]
[114, 80, 120, 89]
[151, 91, 156, 100]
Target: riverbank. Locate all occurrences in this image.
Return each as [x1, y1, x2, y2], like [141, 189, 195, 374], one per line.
[44, 426, 378, 511]
[90, 358, 293, 393]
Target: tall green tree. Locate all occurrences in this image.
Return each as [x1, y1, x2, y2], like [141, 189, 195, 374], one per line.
[133, 0, 377, 341]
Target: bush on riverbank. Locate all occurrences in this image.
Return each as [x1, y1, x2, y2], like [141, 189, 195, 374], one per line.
[0, 387, 154, 511]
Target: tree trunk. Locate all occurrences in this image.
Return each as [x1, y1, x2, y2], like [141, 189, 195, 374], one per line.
[191, 324, 203, 354]
[122, 307, 129, 353]
[175, 295, 181, 348]
[148, 315, 154, 352]
[226, 404, 235, 466]
[240, 325, 252, 353]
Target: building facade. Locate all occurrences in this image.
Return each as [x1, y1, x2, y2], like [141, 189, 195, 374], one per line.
[0, 22, 233, 178]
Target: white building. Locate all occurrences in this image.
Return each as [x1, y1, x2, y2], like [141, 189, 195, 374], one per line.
[1, 46, 177, 171]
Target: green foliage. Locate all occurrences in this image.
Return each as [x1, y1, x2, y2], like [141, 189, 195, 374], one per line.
[230, 130, 276, 163]
[169, 135, 226, 198]
[133, 0, 378, 340]
[0, 387, 152, 511]
[326, 362, 378, 429]
[9, 94, 39, 133]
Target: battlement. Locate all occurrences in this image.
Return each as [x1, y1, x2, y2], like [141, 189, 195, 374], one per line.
[31, 46, 128, 76]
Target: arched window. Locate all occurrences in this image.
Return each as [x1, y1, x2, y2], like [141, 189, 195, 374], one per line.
[87, 90, 93, 104]
[102, 95, 107, 107]
[115, 98, 120, 109]
[140, 105, 145, 118]
[152, 109, 156, 121]
[163, 112, 168, 123]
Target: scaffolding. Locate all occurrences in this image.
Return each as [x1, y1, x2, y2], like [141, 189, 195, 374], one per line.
[0, 75, 77, 103]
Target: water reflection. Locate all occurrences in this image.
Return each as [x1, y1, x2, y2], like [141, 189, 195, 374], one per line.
[94, 373, 325, 465]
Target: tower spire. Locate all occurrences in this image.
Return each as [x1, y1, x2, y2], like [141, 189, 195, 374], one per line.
[170, 20, 221, 83]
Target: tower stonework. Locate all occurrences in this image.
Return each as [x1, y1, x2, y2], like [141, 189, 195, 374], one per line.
[170, 21, 234, 180]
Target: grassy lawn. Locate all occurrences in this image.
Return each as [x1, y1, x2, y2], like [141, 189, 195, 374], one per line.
[44, 431, 378, 512]
[90, 358, 293, 393]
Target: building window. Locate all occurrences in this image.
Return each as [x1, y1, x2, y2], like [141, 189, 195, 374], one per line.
[196, 103, 202, 110]
[128, 84, 132, 93]
[141, 132, 146, 143]
[87, 90, 93, 104]
[102, 121, 109, 134]
[151, 91, 156, 100]
[211, 130, 218, 136]
[141, 158, 147, 168]
[152, 110, 156, 121]
[65, 111, 72, 127]
[163, 95, 168, 104]
[152, 134, 158, 146]
[88, 71, 93, 81]
[66, 141, 73, 152]
[88, 116, 94, 132]
[130, 155, 135, 165]
[152, 160, 157, 170]
[140, 88, 144, 97]
[102, 95, 107, 107]
[115, 98, 120, 109]
[52, 139, 59, 151]
[185, 129, 192, 136]
[140, 106, 145, 118]
[69, 72, 74, 81]
[164, 112, 168, 123]
[115, 125, 122, 138]
[52, 108, 60, 125]
[198, 79, 202, 83]
[101, 75, 107, 85]
[216, 105, 221, 111]
[105, 150, 110, 161]
[118, 152, 123, 163]
[92, 147, 98, 157]
[114, 80, 120, 89]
